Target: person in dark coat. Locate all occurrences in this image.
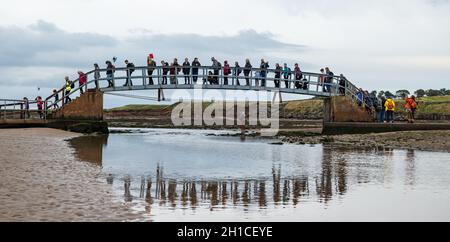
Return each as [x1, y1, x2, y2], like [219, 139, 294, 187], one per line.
[124, 60, 135, 86]
[182, 58, 191, 84]
[234, 61, 242, 86]
[260, 59, 269, 87]
[191, 58, 201, 84]
[274, 63, 282, 88]
[244, 59, 252, 86]
[161, 60, 169, 85]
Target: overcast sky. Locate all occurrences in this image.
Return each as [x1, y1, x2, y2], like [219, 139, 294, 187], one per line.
[1, 0, 449, 107]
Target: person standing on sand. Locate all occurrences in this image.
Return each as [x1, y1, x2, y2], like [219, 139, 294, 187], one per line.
[385, 97, 396, 123]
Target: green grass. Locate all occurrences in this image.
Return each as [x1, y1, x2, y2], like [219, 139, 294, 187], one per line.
[107, 104, 169, 111]
[395, 96, 450, 116]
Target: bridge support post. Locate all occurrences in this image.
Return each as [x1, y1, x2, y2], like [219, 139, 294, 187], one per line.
[158, 88, 165, 102]
[272, 91, 283, 104]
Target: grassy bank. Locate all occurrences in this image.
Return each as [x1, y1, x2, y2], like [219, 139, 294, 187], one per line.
[105, 95, 450, 121]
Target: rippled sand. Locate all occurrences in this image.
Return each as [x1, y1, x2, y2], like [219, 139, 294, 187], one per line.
[0, 128, 142, 222]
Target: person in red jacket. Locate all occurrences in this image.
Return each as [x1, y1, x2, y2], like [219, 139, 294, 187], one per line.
[223, 60, 231, 85]
[35, 96, 44, 119]
[78, 71, 87, 94]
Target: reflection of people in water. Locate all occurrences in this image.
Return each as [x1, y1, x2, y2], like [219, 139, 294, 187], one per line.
[114, 160, 352, 210]
[124, 177, 133, 203]
[106, 174, 114, 185]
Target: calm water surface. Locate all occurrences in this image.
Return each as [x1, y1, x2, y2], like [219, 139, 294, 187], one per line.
[70, 128, 450, 222]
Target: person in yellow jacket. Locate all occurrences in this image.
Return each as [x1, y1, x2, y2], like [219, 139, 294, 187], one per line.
[384, 97, 396, 123]
[64, 76, 72, 104]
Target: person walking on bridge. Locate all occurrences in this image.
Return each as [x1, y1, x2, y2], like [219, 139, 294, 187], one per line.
[147, 54, 156, 85]
[64, 76, 73, 105]
[339, 74, 347, 95]
[223, 61, 231, 85]
[182, 58, 191, 85]
[35, 96, 44, 119]
[234, 61, 242, 86]
[319, 68, 325, 90]
[94, 63, 100, 89]
[244, 59, 252, 86]
[385, 97, 396, 123]
[106, 61, 115, 88]
[294, 63, 303, 89]
[260, 59, 269, 87]
[124, 60, 135, 86]
[170, 58, 181, 85]
[211, 57, 222, 85]
[161, 60, 169, 85]
[274, 63, 282, 88]
[192, 58, 201, 84]
[23, 97, 30, 119]
[324, 67, 334, 93]
[52, 89, 59, 109]
[283, 63, 291, 88]
[78, 71, 87, 94]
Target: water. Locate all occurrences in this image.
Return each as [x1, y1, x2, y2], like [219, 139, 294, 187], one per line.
[70, 128, 450, 222]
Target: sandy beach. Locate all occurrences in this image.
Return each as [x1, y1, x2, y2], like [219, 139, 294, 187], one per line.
[0, 128, 141, 222]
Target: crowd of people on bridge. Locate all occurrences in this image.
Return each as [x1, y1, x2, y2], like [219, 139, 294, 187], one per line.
[75, 55, 342, 94]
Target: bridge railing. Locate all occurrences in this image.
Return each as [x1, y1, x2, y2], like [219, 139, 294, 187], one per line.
[45, 66, 357, 111]
[0, 99, 50, 120]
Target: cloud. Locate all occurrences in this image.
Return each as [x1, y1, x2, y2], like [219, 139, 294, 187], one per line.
[0, 20, 117, 67]
[0, 20, 307, 88]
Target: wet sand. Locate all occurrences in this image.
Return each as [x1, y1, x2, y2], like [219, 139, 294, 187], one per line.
[281, 130, 450, 153]
[0, 128, 141, 222]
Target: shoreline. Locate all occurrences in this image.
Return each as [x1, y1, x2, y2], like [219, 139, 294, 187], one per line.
[107, 126, 450, 153]
[0, 128, 142, 222]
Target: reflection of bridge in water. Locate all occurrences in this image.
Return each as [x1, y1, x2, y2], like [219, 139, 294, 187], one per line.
[68, 135, 412, 209]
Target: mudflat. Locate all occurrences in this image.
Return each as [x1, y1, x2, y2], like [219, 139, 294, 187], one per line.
[0, 128, 141, 222]
[282, 130, 450, 152]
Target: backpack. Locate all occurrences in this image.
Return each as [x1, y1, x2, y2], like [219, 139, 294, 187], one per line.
[70, 81, 75, 89]
[129, 63, 135, 73]
[387, 100, 394, 110]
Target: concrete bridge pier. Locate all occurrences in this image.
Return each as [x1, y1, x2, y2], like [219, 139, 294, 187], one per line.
[323, 96, 374, 123]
